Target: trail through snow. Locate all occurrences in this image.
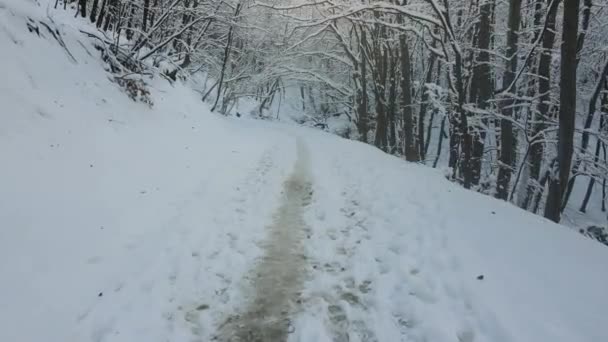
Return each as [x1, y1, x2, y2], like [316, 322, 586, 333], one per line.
[218, 139, 312, 342]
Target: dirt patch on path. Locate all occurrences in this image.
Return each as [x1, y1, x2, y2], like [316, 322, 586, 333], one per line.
[218, 139, 312, 342]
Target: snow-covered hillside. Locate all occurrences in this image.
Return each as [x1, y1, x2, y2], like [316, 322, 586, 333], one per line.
[1, 1, 607, 342]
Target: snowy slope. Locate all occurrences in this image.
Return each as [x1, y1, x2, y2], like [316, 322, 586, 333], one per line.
[1, 1, 607, 342]
[1, 2, 294, 341]
[295, 130, 608, 342]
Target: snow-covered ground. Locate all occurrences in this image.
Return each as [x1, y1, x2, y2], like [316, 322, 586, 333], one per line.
[1, 1, 607, 342]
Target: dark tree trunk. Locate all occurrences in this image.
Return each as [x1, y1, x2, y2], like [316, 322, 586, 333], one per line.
[470, 1, 493, 186]
[357, 28, 369, 143]
[96, 0, 107, 28]
[300, 87, 306, 111]
[399, 26, 418, 161]
[447, 79, 459, 173]
[89, 0, 100, 23]
[418, 38, 438, 160]
[580, 177, 596, 213]
[101, 0, 118, 32]
[544, 0, 580, 223]
[496, 0, 522, 200]
[603, 177, 607, 212]
[448, 116, 460, 173]
[387, 49, 398, 154]
[143, 0, 151, 32]
[374, 43, 389, 151]
[424, 58, 443, 159]
[603, 140, 607, 212]
[78, 0, 87, 18]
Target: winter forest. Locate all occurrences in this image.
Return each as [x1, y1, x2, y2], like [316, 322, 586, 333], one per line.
[3, 0, 608, 341]
[57, 0, 608, 228]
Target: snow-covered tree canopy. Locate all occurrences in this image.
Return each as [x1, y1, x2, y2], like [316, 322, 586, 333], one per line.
[61, 0, 608, 226]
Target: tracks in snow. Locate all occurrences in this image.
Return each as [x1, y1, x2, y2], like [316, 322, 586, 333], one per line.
[71, 140, 291, 342]
[294, 137, 507, 342]
[217, 139, 313, 342]
[70, 132, 501, 342]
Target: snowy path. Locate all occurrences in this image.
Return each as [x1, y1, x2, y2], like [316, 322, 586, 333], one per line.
[218, 139, 312, 342]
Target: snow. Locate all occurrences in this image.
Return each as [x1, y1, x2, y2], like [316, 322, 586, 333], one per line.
[296, 131, 608, 342]
[1, 2, 293, 341]
[1, 1, 608, 342]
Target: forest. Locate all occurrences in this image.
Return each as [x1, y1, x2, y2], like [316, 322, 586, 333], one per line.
[59, 0, 608, 225]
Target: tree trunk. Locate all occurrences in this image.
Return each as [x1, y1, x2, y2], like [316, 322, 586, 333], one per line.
[447, 79, 459, 173]
[387, 49, 398, 154]
[544, 0, 580, 223]
[96, 0, 107, 28]
[78, 0, 87, 18]
[496, 0, 522, 200]
[102, 0, 117, 32]
[418, 37, 438, 160]
[89, 0, 100, 23]
[374, 42, 389, 151]
[603, 141, 607, 212]
[357, 28, 369, 143]
[399, 26, 418, 161]
[143, 0, 151, 32]
[470, 1, 493, 186]
[424, 60, 443, 159]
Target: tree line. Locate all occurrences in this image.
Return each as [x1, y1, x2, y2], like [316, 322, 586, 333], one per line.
[57, 0, 608, 224]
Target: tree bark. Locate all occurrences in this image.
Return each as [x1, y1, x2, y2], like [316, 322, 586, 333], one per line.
[373, 38, 389, 151]
[544, 0, 580, 222]
[89, 0, 100, 23]
[470, 1, 493, 186]
[496, 0, 522, 200]
[143, 0, 151, 33]
[418, 36, 439, 160]
[399, 24, 418, 161]
[357, 28, 369, 143]
[387, 48, 398, 154]
[96, 0, 107, 28]
[78, 0, 87, 18]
